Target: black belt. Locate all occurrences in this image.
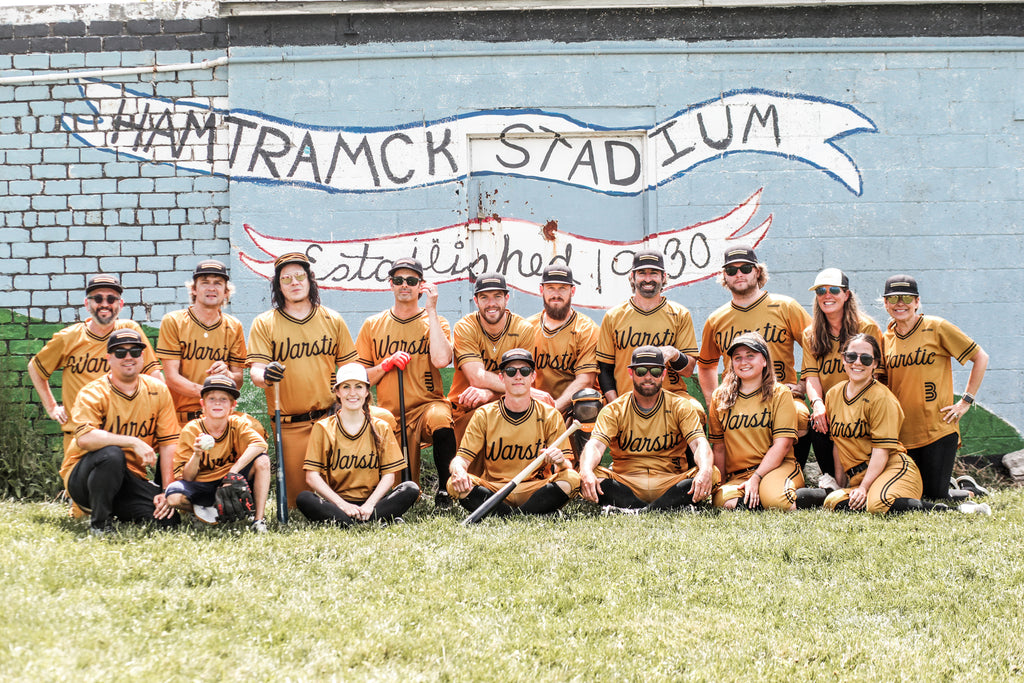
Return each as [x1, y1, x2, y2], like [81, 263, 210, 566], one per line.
[846, 462, 868, 479]
[178, 410, 202, 422]
[281, 407, 331, 424]
[727, 465, 759, 480]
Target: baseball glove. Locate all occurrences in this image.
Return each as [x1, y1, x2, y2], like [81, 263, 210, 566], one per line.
[215, 472, 255, 522]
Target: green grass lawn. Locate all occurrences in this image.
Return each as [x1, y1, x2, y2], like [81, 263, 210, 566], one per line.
[3, 489, 1024, 682]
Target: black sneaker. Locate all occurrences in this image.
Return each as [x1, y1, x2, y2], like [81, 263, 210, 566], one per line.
[434, 491, 453, 510]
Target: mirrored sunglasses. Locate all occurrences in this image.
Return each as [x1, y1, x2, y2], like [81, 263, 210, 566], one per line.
[815, 286, 844, 296]
[633, 366, 665, 377]
[885, 294, 916, 304]
[280, 273, 307, 284]
[842, 352, 875, 366]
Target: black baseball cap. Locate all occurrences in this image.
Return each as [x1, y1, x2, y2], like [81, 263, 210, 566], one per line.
[86, 274, 123, 295]
[727, 332, 771, 361]
[201, 374, 240, 399]
[628, 345, 665, 368]
[631, 249, 665, 272]
[499, 348, 535, 370]
[540, 264, 575, 285]
[389, 257, 424, 278]
[723, 246, 758, 266]
[474, 272, 508, 295]
[107, 329, 145, 352]
[193, 259, 229, 280]
[883, 274, 919, 297]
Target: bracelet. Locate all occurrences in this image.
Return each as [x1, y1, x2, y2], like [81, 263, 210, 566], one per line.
[962, 393, 975, 405]
[812, 398, 824, 406]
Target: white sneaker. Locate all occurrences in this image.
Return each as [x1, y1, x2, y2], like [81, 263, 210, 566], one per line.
[601, 505, 643, 516]
[817, 474, 840, 492]
[193, 505, 219, 525]
[955, 475, 990, 497]
[250, 519, 268, 533]
[958, 501, 992, 516]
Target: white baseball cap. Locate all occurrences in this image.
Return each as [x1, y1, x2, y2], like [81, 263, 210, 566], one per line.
[333, 363, 369, 389]
[809, 268, 849, 291]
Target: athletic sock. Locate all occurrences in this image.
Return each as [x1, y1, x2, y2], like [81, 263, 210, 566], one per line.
[795, 487, 827, 509]
[647, 480, 693, 510]
[518, 483, 569, 515]
[432, 428, 457, 491]
[888, 497, 923, 514]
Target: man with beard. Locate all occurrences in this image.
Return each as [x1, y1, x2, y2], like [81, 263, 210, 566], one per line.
[29, 274, 162, 456]
[448, 348, 579, 517]
[249, 252, 359, 508]
[61, 329, 180, 535]
[447, 272, 545, 443]
[697, 246, 812, 465]
[579, 346, 716, 513]
[596, 249, 704, 421]
[356, 257, 456, 506]
[156, 260, 249, 427]
[527, 264, 599, 415]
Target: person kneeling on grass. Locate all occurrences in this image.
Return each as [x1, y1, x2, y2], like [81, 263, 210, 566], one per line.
[795, 334, 989, 515]
[297, 364, 420, 526]
[709, 332, 804, 511]
[165, 375, 271, 532]
[447, 348, 580, 517]
[579, 345, 718, 514]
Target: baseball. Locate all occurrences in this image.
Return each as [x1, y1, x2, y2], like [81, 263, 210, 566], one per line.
[197, 433, 215, 451]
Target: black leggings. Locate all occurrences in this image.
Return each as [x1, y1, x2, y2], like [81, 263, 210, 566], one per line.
[67, 445, 175, 530]
[906, 432, 959, 500]
[598, 478, 697, 510]
[807, 430, 836, 478]
[297, 481, 420, 525]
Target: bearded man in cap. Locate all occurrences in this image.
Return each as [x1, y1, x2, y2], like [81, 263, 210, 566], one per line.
[580, 346, 717, 513]
[597, 249, 704, 421]
[29, 274, 162, 456]
[61, 329, 180, 535]
[448, 348, 579, 517]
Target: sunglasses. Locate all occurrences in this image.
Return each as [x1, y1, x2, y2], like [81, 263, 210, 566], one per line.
[815, 286, 844, 296]
[90, 294, 120, 305]
[112, 347, 144, 359]
[842, 352, 875, 366]
[391, 276, 421, 286]
[885, 294, 917, 305]
[501, 366, 533, 378]
[632, 366, 665, 377]
[724, 264, 755, 276]
[280, 273, 307, 284]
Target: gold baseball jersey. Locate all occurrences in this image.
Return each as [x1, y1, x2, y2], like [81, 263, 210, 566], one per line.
[248, 305, 357, 416]
[457, 399, 572, 482]
[30, 319, 160, 432]
[825, 379, 907, 475]
[303, 414, 406, 502]
[156, 308, 247, 413]
[597, 298, 698, 396]
[699, 292, 811, 384]
[355, 309, 451, 413]
[591, 390, 704, 473]
[61, 374, 180, 486]
[800, 317, 882, 396]
[447, 312, 535, 406]
[882, 315, 978, 449]
[173, 415, 268, 482]
[708, 383, 798, 475]
[527, 310, 599, 400]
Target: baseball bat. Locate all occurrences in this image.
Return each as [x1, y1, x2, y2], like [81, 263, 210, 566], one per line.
[396, 367, 411, 483]
[462, 420, 582, 525]
[273, 382, 288, 525]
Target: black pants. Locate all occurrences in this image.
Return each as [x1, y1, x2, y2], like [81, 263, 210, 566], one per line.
[67, 445, 175, 530]
[807, 430, 836, 478]
[297, 481, 420, 525]
[907, 432, 959, 500]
